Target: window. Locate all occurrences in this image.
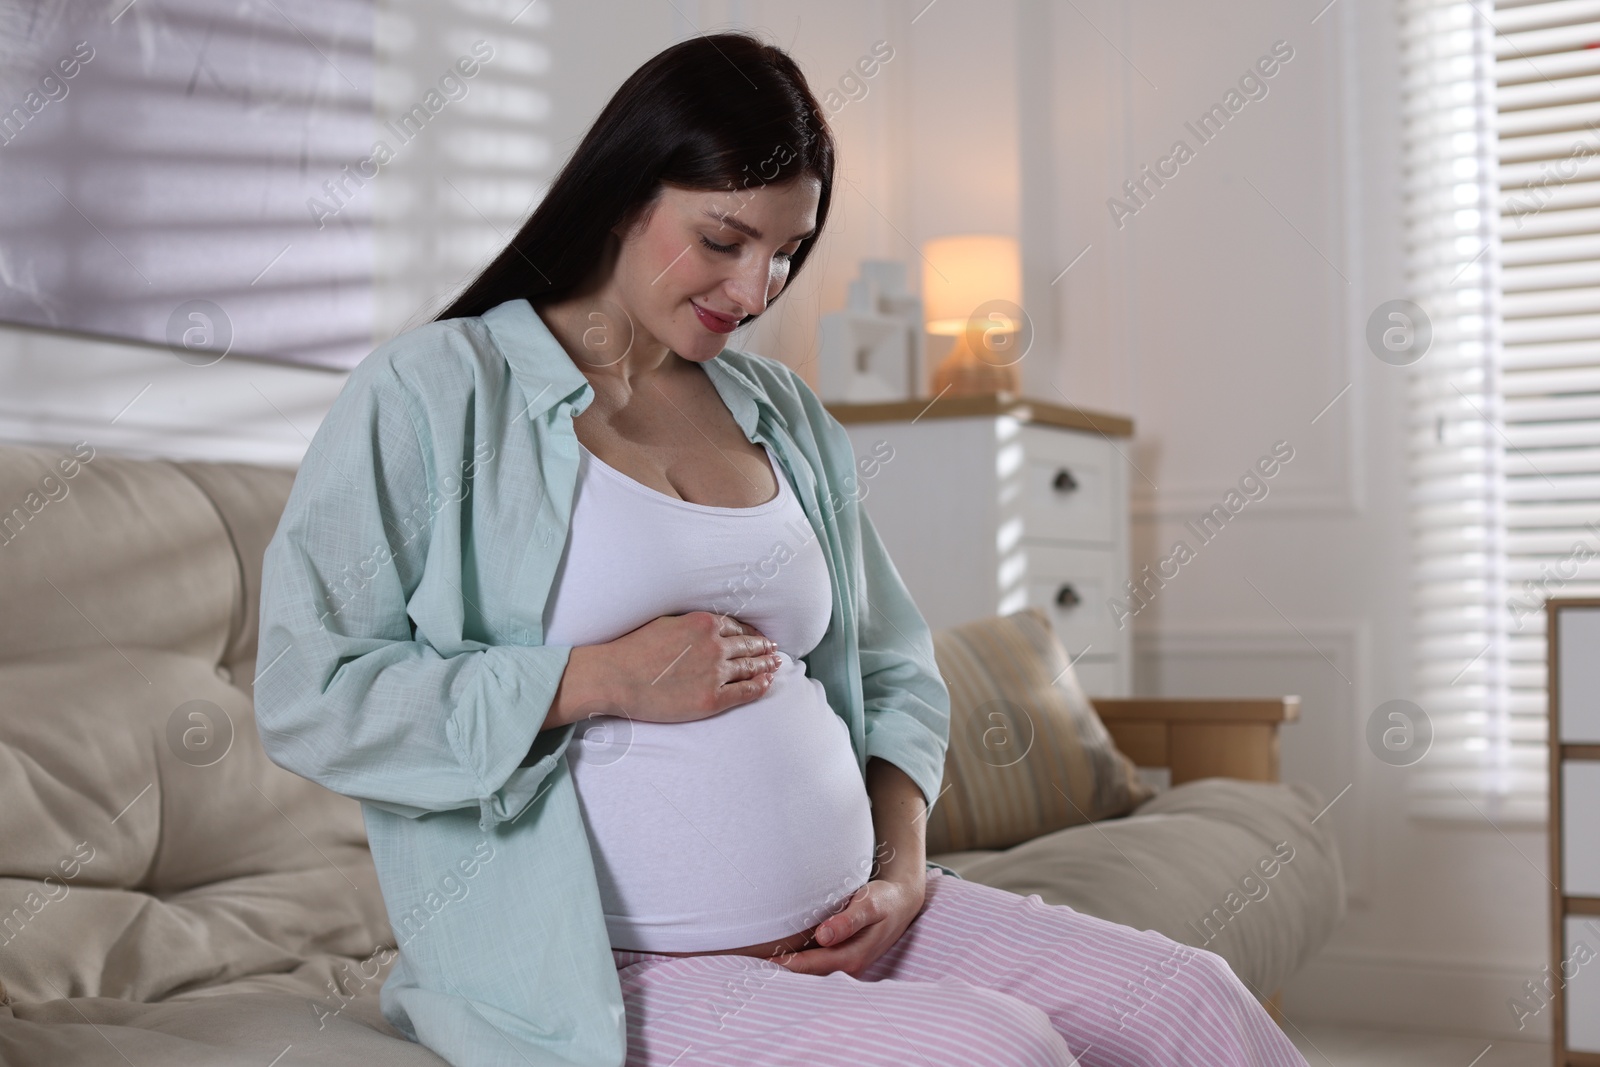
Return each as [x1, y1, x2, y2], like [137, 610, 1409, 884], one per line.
[1402, 0, 1600, 822]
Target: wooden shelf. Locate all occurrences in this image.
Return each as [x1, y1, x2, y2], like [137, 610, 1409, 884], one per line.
[824, 391, 1134, 438]
[1549, 596, 1600, 1065]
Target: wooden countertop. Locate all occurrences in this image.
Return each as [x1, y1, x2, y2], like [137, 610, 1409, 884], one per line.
[822, 391, 1134, 437]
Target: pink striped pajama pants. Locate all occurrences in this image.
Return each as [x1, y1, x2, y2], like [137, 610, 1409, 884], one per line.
[610, 867, 1308, 1067]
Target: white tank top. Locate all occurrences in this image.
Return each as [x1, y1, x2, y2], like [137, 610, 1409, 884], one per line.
[544, 438, 878, 953]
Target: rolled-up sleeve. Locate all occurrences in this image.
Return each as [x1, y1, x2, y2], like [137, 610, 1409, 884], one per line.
[254, 357, 573, 834]
[853, 497, 952, 811]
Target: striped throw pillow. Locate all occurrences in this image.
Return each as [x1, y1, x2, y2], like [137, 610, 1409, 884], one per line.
[925, 607, 1155, 853]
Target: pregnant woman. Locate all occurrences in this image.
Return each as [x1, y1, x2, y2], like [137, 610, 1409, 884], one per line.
[255, 30, 1309, 1067]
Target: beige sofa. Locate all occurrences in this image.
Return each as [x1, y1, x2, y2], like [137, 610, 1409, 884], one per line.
[0, 441, 1344, 1066]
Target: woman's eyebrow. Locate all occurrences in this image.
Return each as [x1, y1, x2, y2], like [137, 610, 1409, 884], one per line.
[702, 209, 815, 243]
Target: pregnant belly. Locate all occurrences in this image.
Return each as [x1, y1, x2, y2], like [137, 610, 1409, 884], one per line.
[566, 654, 878, 954]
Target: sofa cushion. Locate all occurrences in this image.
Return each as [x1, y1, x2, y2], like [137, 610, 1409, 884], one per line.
[0, 645, 390, 1005]
[926, 607, 1154, 852]
[169, 458, 297, 701]
[0, 986, 448, 1066]
[0, 442, 418, 1061]
[0, 442, 245, 669]
[0, 439, 384, 938]
[931, 777, 1347, 996]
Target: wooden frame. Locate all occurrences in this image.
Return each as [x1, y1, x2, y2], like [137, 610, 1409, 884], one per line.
[1548, 597, 1600, 1067]
[1090, 696, 1300, 785]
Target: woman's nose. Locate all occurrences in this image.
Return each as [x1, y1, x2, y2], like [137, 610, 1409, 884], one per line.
[725, 259, 772, 317]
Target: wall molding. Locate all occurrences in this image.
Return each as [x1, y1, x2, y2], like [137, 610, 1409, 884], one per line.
[1282, 943, 1552, 1043]
[1128, 1, 1366, 523]
[1133, 622, 1371, 908]
[1131, 486, 1360, 522]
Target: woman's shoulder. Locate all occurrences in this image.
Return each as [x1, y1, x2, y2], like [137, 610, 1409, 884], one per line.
[347, 315, 506, 413]
[716, 346, 856, 473]
[304, 320, 511, 480]
[715, 347, 833, 426]
[331, 315, 512, 441]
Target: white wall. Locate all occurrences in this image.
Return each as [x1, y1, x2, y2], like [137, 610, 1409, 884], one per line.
[0, 0, 1549, 1042]
[1022, 0, 1548, 1043]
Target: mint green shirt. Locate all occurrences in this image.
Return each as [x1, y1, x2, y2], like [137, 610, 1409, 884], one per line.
[254, 297, 952, 1067]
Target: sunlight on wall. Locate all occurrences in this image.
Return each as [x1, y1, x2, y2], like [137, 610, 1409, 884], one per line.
[0, 0, 375, 369]
[996, 416, 1029, 614]
[373, 0, 556, 342]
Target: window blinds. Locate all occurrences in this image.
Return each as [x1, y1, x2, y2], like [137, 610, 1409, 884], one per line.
[1401, 0, 1600, 822]
[1495, 0, 1600, 813]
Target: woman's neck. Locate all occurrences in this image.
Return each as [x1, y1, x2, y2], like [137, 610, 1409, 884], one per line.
[534, 291, 677, 391]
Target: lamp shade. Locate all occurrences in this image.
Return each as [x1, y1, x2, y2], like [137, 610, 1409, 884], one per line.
[920, 234, 1021, 336]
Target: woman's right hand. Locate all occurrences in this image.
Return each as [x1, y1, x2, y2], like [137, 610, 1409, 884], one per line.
[543, 611, 780, 733]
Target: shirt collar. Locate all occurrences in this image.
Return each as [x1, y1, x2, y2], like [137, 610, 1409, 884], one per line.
[479, 296, 768, 440]
[480, 297, 588, 422]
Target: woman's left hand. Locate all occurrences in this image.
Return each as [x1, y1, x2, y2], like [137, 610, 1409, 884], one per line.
[775, 873, 926, 978]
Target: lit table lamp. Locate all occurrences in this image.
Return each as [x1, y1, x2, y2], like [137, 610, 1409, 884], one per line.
[921, 233, 1024, 398]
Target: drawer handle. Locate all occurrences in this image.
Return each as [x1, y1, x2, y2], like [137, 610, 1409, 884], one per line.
[1055, 584, 1081, 608]
[1052, 468, 1079, 493]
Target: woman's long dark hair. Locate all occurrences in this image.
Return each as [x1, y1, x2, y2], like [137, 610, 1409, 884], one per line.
[433, 31, 835, 323]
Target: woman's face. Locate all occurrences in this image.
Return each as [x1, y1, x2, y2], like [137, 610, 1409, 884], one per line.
[606, 175, 821, 363]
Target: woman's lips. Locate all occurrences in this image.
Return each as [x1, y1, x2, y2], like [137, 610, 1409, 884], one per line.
[692, 301, 742, 334]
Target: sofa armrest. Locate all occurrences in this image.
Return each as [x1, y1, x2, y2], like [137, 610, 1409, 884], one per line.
[1090, 697, 1300, 785]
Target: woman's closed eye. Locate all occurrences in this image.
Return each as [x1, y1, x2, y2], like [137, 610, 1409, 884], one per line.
[699, 233, 794, 261]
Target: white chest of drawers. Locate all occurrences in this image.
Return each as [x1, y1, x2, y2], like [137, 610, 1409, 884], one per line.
[825, 393, 1134, 697]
